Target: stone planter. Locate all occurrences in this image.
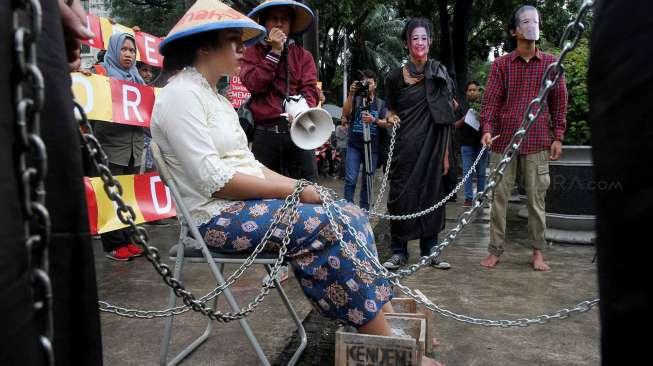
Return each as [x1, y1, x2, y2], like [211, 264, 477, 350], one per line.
[545, 145, 595, 244]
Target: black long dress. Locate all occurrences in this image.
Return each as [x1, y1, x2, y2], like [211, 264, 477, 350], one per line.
[384, 62, 455, 241]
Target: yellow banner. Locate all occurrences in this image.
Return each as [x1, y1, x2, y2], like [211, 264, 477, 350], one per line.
[90, 174, 145, 233]
[71, 73, 113, 122]
[71, 73, 159, 127]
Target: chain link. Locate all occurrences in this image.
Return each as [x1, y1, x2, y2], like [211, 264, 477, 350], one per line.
[12, 0, 54, 363]
[365, 123, 490, 220]
[76, 100, 310, 321]
[97, 178, 307, 319]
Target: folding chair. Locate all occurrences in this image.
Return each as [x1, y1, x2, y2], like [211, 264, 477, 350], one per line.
[149, 142, 307, 366]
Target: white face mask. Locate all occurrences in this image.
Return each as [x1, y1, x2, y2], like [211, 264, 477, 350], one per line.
[517, 11, 540, 41]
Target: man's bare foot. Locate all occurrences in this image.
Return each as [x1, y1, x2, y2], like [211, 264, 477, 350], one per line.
[532, 250, 551, 271]
[422, 356, 445, 366]
[480, 254, 500, 268]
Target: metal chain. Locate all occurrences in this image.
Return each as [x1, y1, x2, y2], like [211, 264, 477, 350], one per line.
[76, 99, 309, 321]
[319, 0, 599, 327]
[368, 123, 397, 213]
[97, 180, 305, 319]
[86, 0, 598, 326]
[394, 280, 599, 327]
[363, 87, 490, 220]
[12, 0, 54, 363]
[365, 126, 490, 220]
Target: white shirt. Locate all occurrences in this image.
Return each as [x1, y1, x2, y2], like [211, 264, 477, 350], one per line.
[151, 67, 265, 225]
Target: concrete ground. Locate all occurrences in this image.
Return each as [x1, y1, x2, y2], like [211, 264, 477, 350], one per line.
[96, 175, 600, 365]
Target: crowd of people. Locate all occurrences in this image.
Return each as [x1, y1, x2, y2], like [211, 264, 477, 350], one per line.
[73, 0, 562, 343]
[9, 0, 649, 365]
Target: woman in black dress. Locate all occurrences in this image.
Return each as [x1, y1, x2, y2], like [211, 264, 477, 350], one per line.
[382, 18, 456, 271]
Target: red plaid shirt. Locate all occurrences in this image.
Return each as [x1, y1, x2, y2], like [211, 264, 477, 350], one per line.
[481, 49, 568, 155]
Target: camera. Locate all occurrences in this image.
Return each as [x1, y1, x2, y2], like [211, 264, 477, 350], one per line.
[353, 80, 370, 98]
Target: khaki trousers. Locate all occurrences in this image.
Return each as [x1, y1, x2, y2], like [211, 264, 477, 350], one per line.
[489, 150, 550, 256]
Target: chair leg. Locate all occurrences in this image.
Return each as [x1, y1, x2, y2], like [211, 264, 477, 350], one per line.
[160, 244, 213, 366]
[160, 243, 186, 366]
[266, 265, 307, 366]
[204, 260, 270, 365]
[165, 297, 217, 366]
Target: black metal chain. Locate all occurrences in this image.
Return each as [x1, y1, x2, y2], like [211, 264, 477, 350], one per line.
[12, 0, 54, 364]
[76, 99, 308, 321]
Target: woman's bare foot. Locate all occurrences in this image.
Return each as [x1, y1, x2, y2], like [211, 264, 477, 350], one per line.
[532, 250, 551, 271]
[422, 356, 444, 366]
[480, 254, 500, 268]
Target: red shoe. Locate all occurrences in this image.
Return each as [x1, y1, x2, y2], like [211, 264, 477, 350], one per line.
[463, 199, 473, 207]
[106, 246, 133, 261]
[126, 243, 144, 257]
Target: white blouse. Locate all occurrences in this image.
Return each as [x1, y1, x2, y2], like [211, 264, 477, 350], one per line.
[151, 67, 265, 225]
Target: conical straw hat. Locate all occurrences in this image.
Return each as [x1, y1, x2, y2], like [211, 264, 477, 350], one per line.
[247, 0, 314, 36]
[160, 0, 266, 56]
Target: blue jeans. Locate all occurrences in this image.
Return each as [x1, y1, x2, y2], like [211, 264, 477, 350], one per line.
[391, 235, 438, 258]
[461, 145, 489, 201]
[344, 143, 378, 210]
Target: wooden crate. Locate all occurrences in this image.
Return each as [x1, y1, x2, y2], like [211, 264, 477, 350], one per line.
[387, 290, 435, 355]
[335, 316, 426, 366]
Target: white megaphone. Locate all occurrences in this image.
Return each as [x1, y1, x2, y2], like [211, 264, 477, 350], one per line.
[283, 95, 334, 150]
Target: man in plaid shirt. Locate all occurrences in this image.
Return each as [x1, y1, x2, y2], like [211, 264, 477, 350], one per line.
[480, 5, 567, 271]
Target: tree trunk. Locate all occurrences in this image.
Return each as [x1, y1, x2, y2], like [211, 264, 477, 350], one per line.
[437, 0, 453, 71]
[452, 0, 473, 96]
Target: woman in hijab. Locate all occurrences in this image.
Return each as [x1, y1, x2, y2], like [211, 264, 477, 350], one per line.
[381, 18, 455, 272]
[94, 33, 146, 261]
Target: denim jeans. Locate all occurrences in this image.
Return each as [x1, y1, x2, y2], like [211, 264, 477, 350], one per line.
[461, 145, 489, 201]
[391, 235, 438, 258]
[344, 142, 378, 210]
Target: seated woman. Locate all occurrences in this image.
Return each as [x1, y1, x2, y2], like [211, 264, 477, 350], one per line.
[152, 5, 442, 364]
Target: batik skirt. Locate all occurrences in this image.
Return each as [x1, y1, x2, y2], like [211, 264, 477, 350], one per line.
[198, 199, 393, 327]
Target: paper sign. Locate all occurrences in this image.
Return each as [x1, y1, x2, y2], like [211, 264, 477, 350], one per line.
[464, 109, 480, 131]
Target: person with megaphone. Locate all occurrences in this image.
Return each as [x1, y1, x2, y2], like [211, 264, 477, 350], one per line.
[240, 0, 322, 182]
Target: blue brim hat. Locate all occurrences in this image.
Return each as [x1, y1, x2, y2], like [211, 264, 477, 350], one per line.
[160, 0, 266, 56]
[247, 0, 315, 36]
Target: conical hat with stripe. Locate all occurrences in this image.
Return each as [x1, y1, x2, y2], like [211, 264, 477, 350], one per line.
[160, 0, 266, 56]
[248, 0, 314, 36]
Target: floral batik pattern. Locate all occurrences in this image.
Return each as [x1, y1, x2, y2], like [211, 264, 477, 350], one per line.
[197, 199, 392, 327]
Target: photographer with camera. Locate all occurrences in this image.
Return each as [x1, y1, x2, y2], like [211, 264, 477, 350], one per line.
[341, 70, 389, 210]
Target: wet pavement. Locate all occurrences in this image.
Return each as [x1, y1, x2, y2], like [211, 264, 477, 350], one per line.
[96, 174, 599, 365]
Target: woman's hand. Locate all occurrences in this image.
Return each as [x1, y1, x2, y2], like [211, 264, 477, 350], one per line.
[386, 112, 401, 127]
[299, 185, 322, 204]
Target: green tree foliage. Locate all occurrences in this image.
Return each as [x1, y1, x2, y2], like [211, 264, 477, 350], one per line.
[560, 39, 590, 145]
[107, 0, 260, 37]
[108, 0, 186, 37]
